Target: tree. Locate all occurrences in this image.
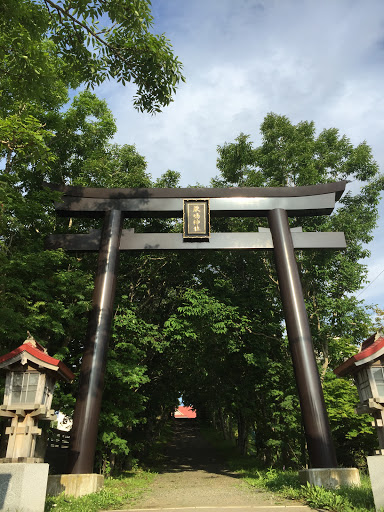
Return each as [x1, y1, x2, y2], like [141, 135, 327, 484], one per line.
[0, 0, 186, 471]
[0, 0, 184, 229]
[0, 86, 173, 469]
[0, 0, 185, 457]
[0, 0, 185, 114]
[209, 113, 383, 465]
[0, 91, 120, 348]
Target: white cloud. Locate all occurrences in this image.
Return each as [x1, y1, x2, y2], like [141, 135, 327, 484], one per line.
[94, 0, 384, 308]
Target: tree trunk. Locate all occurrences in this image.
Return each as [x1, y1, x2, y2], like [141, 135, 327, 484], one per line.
[237, 411, 249, 455]
[218, 407, 227, 440]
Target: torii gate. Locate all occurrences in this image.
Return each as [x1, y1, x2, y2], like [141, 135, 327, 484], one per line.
[47, 181, 347, 475]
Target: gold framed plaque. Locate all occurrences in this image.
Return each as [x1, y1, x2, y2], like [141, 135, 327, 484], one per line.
[183, 199, 210, 241]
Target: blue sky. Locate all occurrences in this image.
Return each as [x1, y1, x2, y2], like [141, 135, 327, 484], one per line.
[94, 0, 384, 311]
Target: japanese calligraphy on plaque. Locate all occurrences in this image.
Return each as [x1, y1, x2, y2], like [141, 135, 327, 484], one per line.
[183, 199, 210, 241]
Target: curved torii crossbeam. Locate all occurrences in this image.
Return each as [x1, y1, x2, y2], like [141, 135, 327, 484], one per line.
[47, 181, 347, 474]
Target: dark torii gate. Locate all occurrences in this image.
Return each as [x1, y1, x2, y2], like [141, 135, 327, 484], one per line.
[47, 181, 347, 475]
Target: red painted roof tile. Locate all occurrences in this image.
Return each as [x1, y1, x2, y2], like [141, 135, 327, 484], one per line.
[0, 344, 75, 381]
[334, 334, 384, 377]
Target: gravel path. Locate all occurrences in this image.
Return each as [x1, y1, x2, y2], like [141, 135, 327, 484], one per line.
[114, 419, 315, 511]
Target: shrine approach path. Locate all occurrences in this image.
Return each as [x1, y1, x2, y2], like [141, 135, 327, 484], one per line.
[106, 418, 315, 512]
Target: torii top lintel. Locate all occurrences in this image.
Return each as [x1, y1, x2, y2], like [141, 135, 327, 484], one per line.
[47, 181, 347, 218]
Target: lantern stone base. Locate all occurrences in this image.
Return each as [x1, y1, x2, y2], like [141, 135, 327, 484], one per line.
[0, 462, 49, 512]
[47, 473, 104, 497]
[299, 467, 361, 488]
[367, 455, 384, 511]
[0, 456, 44, 463]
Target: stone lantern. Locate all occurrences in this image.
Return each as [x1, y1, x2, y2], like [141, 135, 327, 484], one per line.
[0, 336, 74, 462]
[334, 332, 384, 454]
[334, 332, 384, 510]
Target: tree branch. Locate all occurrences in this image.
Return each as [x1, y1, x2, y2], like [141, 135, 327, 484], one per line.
[43, 0, 132, 66]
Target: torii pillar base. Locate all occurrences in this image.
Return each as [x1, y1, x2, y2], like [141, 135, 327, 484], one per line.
[299, 468, 360, 489]
[47, 473, 104, 498]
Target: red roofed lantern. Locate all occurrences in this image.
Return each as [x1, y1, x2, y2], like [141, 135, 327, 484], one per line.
[0, 335, 74, 462]
[334, 332, 384, 455]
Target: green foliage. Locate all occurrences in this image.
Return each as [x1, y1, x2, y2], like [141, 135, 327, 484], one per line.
[0, 0, 73, 110]
[0, 0, 184, 114]
[323, 373, 376, 468]
[0, 87, 164, 468]
[297, 482, 361, 512]
[0, 90, 118, 344]
[210, 113, 383, 466]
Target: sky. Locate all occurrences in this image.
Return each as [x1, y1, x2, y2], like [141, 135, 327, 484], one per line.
[94, 0, 384, 310]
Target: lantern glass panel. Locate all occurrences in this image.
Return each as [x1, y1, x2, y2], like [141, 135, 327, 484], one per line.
[10, 372, 39, 405]
[356, 369, 372, 401]
[372, 366, 384, 397]
[42, 376, 54, 407]
[11, 373, 22, 403]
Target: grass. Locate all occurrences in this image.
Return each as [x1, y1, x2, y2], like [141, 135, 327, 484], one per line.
[200, 424, 376, 512]
[242, 468, 374, 512]
[44, 469, 155, 512]
[44, 423, 172, 511]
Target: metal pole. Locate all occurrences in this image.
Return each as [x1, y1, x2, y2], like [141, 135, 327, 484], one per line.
[268, 208, 337, 468]
[67, 209, 123, 474]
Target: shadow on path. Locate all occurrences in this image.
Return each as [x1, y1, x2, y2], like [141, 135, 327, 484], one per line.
[110, 418, 316, 511]
[157, 418, 239, 478]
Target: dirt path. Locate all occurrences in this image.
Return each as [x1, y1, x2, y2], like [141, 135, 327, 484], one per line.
[111, 419, 315, 511]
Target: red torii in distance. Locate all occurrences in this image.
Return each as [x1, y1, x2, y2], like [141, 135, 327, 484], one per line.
[175, 407, 197, 419]
[47, 181, 347, 474]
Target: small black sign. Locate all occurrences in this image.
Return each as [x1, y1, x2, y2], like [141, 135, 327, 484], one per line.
[183, 199, 210, 241]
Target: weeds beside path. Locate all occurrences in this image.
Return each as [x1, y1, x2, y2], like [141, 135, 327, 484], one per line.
[45, 470, 155, 512]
